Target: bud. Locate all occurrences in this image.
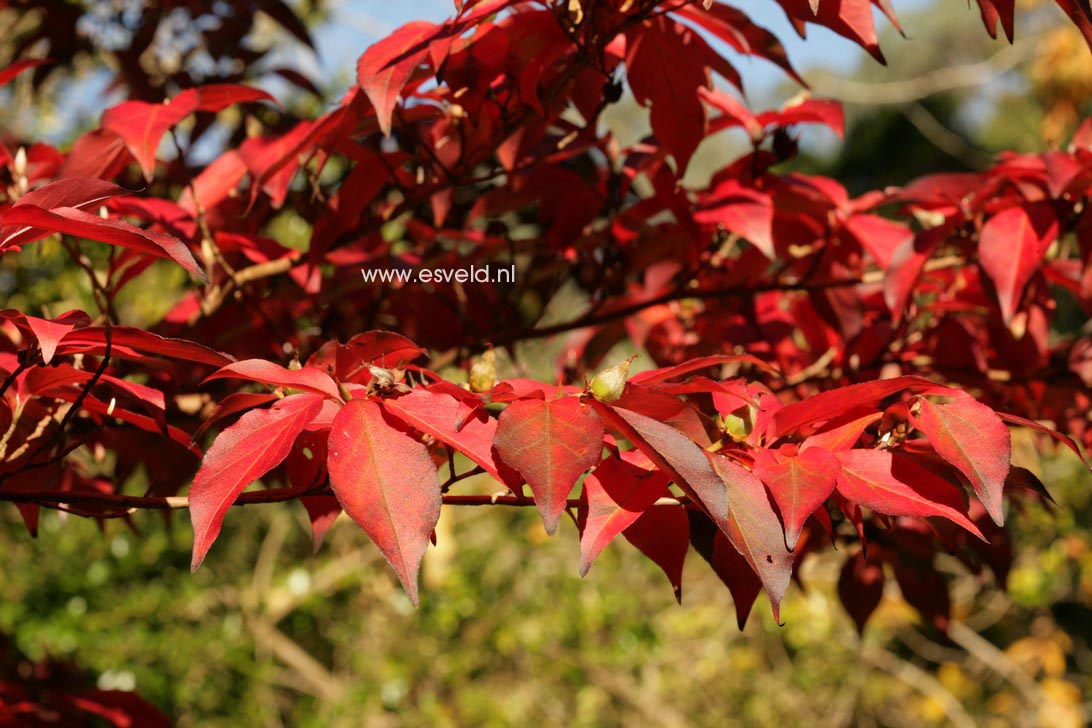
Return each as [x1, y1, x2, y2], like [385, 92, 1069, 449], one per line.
[469, 348, 496, 393]
[716, 405, 755, 442]
[588, 356, 635, 403]
[367, 364, 404, 392]
[568, 0, 584, 24]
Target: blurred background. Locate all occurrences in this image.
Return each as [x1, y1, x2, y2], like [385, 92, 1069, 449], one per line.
[1, 0, 1091, 725]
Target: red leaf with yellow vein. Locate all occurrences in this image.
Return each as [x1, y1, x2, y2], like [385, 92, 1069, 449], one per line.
[494, 397, 603, 534]
[327, 398, 441, 606]
[753, 446, 839, 550]
[190, 394, 324, 570]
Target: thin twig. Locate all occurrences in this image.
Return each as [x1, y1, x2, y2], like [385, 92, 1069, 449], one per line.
[0, 488, 691, 511]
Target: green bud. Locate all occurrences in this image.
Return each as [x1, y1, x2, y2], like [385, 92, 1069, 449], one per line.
[588, 356, 635, 403]
[717, 405, 755, 442]
[469, 348, 496, 393]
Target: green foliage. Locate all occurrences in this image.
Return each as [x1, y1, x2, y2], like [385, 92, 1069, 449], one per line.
[1, 451, 1089, 727]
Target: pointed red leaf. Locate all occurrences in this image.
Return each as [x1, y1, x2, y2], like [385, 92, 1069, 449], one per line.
[300, 496, 341, 553]
[579, 453, 671, 576]
[630, 353, 781, 384]
[589, 401, 731, 533]
[23, 314, 80, 364]
[189, 394, 324, 570]
[693, 181, 775, 258]
[689, 509, 762, 628]
[706, 452, 794, 621]
[837, 551, 885, 634]
[622, 505, 689, 603]
[103, 85, 274, 180]
[0, 205, 205, 281]
[58, 326, 232, 367]
[912, 396, 1010, 526]
[767, 376, 954, 439]
[978, 205, 1059, 323]
[834, 449, 984, 537]
[676, 3, 804, 85]
[1, 178, 130, 249]
[382, 388, 515, 486]
[753, 446, 839, 550]
[626, 16, 720, 171]
[205, 360, 342, 400]
[0, 57, 49, 87]
[191, 84, 276, 112]
[494, 397, 603, 534]
[327, 399, 441, 605]
[102, 101, 192, 181]
[356, 21, 437, 136]
[996, 412, 1089, 468]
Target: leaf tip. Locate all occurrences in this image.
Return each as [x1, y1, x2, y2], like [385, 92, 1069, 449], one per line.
[785, 528, 801, 552]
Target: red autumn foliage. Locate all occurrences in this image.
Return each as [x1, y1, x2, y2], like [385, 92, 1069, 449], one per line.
[1, 0, 1091, 656]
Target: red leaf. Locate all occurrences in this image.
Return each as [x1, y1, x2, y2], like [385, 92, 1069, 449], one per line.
[23, 313, 81, 364]
[778, 0, 886, 63]
[882, 221, 952, 321]
[0, 57, 49, 87]
[842, 213, 911, 269]
[753, 446, 839, 550]
[205, 360, 343, 401]
[767, 376, 953, 440]
[837, 551, 885, 634]
[101, 101, 191, 182]
[8, 176, 127, 213]
[622, 505, 689, 603]
[300, 496, 341, 553]
[756, 98, 845, 137]
[589, 401, 732, 533]
[892, 559, 951, 633]
[1, 177, 129, 249]
[0, 309, 89, 364]
[834, 449, 984, 537]
[103, 85, 274, 180]
[630, 353, 781, 384]
[801, 408, 883, 452]
[356, 21, 437, 137]
[191, 83, 276, 112]
[912, 396, 1010, 525]
[189, 394, 324, 570]
[0, 205, 205, 282]
[494, 397, 604, 534]
[996, 412, 1089, 468]
[675, 3, 804, 85]
[706, 452, 794, 621]
[58, 326, 232, 367]
[689, 509, 762, 628]
[978, 205, 1059, 323]
[1054, 0, 1092, 50]
[626, 17, 717, 171]
[382, 388, 516, 486]
[972, 0, 1015, 41]
[579, 453, 671, 576]
[327, 398, 441, 605]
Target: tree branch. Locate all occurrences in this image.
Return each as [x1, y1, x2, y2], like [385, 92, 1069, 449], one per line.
[0, 488, 690, 511]
[808, 38, 1038, 105]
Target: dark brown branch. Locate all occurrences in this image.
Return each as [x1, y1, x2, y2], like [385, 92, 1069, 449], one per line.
[0, 488, 691, 511]
[490, 275, 870, 345]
